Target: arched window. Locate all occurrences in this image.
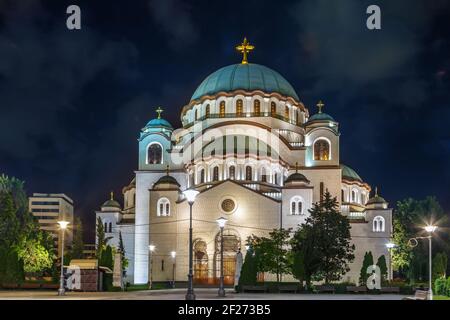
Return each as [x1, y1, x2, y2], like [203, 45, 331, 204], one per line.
[205, 104, 210, 117]
[271, 102, 276, 116]
[285, 106, 290, 120]
[341, 189, 345, 202]
[261, 167, 267, 182]
[212, 166, 219, 181]
[147, 143, 163, 164]
[229, 166, 236, 180]
[245, 166, 252, 180]
[351, 190, 357, 203]
[254, 100, 261, 116]
[290, 196, 304, 215]
[296, 111, 300, 125]
[274, 172, 279, 185]
[199, 168, 205, 184]
[373, 216, 385, 232]
[361, 193, 366, 205]
[236, 99, 243, 116]
[195, 109, 198, 121]
[157, 198, 170, 216]
[219, 101, 225, 117]
[109, 222, 112, 233]
[313, 139, 330, 161]
[104, 222, 108, 232]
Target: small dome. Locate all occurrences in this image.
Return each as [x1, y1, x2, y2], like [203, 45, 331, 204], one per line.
[191, 63, 299, 101]
[367, 188, 387, 205]
[154, 175, 180, 187]
[146, 118, 173, 129]
[102, 192, 121, 210]
[341, 164, 363, 182]
[308, 112, 335, 122]
[285, 172, 310, 184]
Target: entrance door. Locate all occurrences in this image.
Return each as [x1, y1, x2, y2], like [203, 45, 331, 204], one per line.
[215, 230, 241, 285]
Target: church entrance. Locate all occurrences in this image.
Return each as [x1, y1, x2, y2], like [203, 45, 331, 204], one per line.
[193, 240, 209, 284]
[214, 229, 241, 285]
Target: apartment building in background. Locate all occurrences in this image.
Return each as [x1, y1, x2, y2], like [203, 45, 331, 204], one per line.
[29, 193, 74, 256]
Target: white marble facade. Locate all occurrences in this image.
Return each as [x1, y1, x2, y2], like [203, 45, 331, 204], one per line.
[96, 58, 392, 285]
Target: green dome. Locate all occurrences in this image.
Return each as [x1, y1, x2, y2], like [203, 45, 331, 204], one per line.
[341, 164, 363, 182]
[102, 199, 121, 209]
[308, 112, 335, 122]
[154, 175, 180, 187]
[146, 118, 173, 129]
[191, 63, 299, 101]
[285, 172, 310, 184]
[367, 195, 387, 205]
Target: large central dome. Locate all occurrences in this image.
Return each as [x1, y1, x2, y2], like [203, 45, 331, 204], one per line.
[191, 63, 299, 101]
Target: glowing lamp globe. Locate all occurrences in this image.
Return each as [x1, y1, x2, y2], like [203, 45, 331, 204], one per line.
[424, 225, 437, 233]
[58, 221, 69, 230]
[149, 244, 156, 252]
[183, 189, 199, 204]
[216, 217, 228, 228]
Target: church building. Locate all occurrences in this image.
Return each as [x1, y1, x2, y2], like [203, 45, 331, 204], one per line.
[96, 38, 392, 285]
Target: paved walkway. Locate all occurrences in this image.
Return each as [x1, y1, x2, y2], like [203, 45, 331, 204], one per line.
[0, 288, 406, 300]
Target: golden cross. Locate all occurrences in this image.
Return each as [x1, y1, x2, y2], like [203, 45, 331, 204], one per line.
[110, 191, 114, 200]
[156, 107, 164, 119]
[236, 37, 255, 64]
[317, 100, 325, 113]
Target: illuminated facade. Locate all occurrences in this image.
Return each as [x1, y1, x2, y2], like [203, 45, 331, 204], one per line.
[96, 39, 392, 285]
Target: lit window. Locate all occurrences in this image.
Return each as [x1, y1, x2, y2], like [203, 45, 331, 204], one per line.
[254, 100, 261, 116]
[236, 99, 243, 116]
[271, 102, 276, 116]
[261, 167, 267, 182]
[290, 196, 304, 215]
[157, 198, 170, 216]
[147, 143, 163, 164]
[205, 104, 210, 117]
[341, 189, 345, 202]
[199, 168, 205, 184]
[219, 101, 225, 117]
[314, 139, 330, 161]
[351, 190, 357, 203]
[373, 216, 385, 232]
[285, 106, 289, 120]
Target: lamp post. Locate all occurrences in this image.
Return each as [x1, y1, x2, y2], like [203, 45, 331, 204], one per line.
[183, 188, 199, 300]
[57, 220, 69, 296]
[149, 244, 155, 289]
[385, 242, 396, 282]
[216, 217, 228, 297]
[424, 225, 437, 300]
[171, 251, 176, 288]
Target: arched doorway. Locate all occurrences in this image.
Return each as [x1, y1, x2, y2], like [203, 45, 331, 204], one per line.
[193, 240, 208, 284]
[214, 229, 241, 285]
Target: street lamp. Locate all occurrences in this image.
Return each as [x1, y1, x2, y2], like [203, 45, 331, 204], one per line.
[183, 188, 199, 300]
[149, 244, 155, 289]
[424, 225, 437, 300]
[385, 242, 396, 282]
[57, 220, 69, 296]
[216, 216, 228, 297]
[171, 251, 176, 288]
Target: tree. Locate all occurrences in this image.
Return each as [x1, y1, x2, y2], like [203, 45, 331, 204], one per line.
[376, 255, 388, 283]
[118, 231, 128, 272]
[301, 191, 354, 283]
[16, 236, 53, 274]
[237, 246, 257, 290]
[96, 217, 111, 259]
[432, 252, 448, 280]
[100, 245, 114, 270]
[359, 252, 374, 286]
[392, 219, 411, 270]
[70, 217, 84, 260]
[248, 228, 291, 283]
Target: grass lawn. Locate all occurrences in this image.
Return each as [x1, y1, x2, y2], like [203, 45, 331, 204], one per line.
[433, 295, 450, 300]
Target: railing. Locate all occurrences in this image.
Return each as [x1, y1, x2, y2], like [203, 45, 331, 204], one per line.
[263, 192, 282, 200]
[183, 112, 300, 129]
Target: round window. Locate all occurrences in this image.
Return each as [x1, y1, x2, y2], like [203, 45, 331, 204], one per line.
[221, 198, 236, 214]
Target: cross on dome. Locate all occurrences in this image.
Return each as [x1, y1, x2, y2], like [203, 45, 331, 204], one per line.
[110, 191, 114, 200]
[236, 37, 255, 65]
[156, 107, 164, 119]
[317, 100, 325, 113]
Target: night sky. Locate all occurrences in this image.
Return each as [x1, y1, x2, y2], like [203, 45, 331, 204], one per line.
[1, 0, 449, 242]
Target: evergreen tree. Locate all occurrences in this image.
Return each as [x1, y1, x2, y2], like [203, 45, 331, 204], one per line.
[290, 227, 320, 289]
[376, 255, 388, 283]
[118, 231, 128, 271]
[96, 217, 111, 259]
[237, 246, 257, 291]
[100, 245, 114, 270]
[71, 217, 84, 260]
[359, 251, 374, 286]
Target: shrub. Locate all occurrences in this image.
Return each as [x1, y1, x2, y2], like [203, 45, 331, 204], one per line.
[446, 277, 450, 297]
[434, 277, 447, 296]
[102, 273, 113, 291]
